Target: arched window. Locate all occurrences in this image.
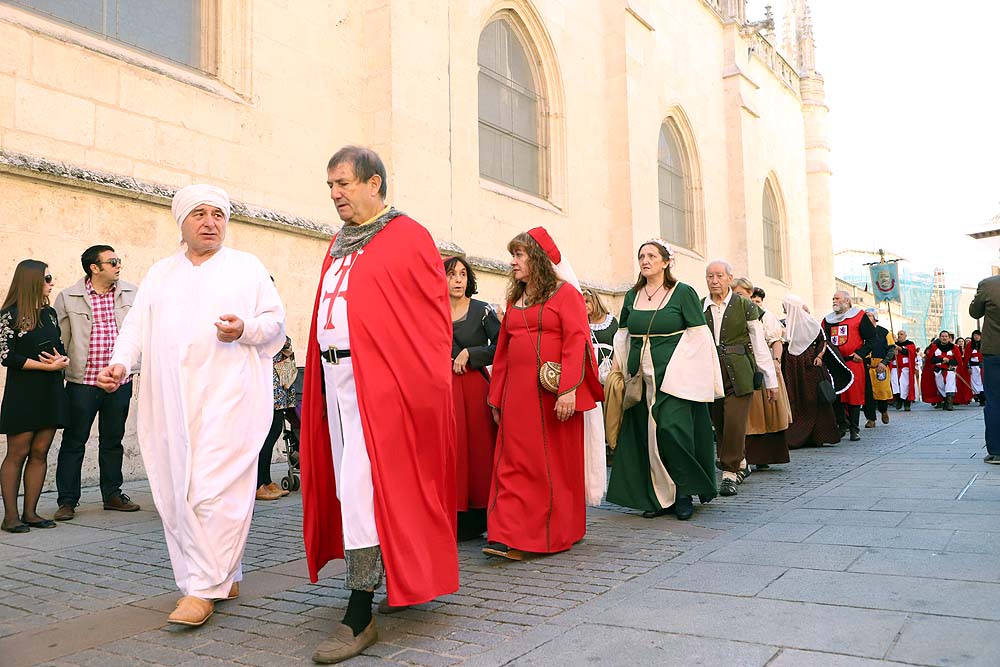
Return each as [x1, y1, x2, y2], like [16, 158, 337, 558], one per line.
[478, 17, 545, 196]
[762, 180, 784, 280]
[657, 122, 690, 249]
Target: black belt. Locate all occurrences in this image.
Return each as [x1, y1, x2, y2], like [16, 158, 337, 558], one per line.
[717, 344, 749, 356]
[321, 346, 351, 364]
[970, 361, 981, 367]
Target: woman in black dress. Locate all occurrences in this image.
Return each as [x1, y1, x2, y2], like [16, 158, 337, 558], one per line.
[445, 256, 501, 540]
[1, 260, 69, 533]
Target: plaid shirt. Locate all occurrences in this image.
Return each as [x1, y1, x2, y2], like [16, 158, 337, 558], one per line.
[83, 279, 128, 385]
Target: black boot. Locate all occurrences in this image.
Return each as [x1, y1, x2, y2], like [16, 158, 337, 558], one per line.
[849, 427, 861, 442]
[904, 400, 911, 411]
[944, 393, 954, 411]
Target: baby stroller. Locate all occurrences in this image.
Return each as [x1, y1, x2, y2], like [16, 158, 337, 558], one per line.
[279, 366, 304, 492]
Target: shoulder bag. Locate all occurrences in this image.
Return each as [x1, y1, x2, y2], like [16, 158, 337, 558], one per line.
[521, 298, 562, 394]
[623, 290, 670, 410]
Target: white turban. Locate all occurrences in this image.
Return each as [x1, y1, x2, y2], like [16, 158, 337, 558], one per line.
[171, 184, 231, 228]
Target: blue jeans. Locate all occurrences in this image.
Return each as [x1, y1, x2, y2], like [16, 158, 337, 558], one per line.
[55, 382, 132, 505]
[983, 355, 1000, 456]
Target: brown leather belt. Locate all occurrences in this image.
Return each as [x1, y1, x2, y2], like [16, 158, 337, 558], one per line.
[321, 346, 351, 364]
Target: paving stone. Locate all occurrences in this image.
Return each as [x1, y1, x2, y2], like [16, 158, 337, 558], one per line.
[803, 525, 954, 550]
[887, 613, 1000, 667]
[600, 589, 908, 658]
[509, 624, 778, 666]
[703, 539, 865, 571]
[847, 546, 1000, 582]
[654, 562, 787, 596]
[758, 569, 1000, 620]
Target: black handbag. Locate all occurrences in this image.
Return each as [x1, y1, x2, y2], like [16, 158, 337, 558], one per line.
[817, 376, 837, 404]
[753, 370, 765, 390]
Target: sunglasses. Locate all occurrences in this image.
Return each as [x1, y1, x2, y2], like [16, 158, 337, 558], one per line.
[44, 274, 53, 284]
[97, 258, 123, 268]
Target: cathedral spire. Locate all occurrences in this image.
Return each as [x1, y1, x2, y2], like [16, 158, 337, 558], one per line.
[798, 0, 817, 74]
[780, 0, 818, 75]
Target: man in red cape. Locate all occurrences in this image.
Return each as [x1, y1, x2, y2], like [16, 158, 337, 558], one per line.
[822, 291, 877, 441]
[300, 146, 458, 664]
[922, 331, 971, 410]
[891, 330, 918, 410]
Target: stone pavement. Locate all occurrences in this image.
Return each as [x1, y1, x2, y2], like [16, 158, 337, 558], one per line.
[2, 404, 998, 667]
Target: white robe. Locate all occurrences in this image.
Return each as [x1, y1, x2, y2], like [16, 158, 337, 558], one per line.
[110, 247, 285, 598]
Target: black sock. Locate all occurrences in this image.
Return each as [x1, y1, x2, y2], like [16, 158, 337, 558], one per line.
[342, 589, 374, 636]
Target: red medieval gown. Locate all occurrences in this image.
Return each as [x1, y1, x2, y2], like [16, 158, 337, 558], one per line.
[487, 283, 603, 554]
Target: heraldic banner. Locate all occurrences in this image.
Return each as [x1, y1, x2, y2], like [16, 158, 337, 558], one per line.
[869, 262, 901, 302]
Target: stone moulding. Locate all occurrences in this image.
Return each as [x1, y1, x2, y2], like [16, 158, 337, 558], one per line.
[0, 148, 628, 295]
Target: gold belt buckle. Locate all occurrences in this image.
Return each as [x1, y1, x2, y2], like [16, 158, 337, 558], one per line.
[328, 345, 339, 365]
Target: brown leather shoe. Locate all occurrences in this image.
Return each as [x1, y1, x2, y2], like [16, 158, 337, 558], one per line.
[312, 620, 377, 664]
[103, 493, 140, 512]
[377, 597, 410, 614]
[256, 485, 282, 501]
[226, 582, 239, 600]
[53, 505, 75, 521]
[167, 596, 214, 626]
[881, 412, 889, 424]
[267, 481, 290, 497]
[864, 420, 876, 429]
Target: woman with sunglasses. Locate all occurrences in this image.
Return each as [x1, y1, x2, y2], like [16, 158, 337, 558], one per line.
[1, 260, 69, 533]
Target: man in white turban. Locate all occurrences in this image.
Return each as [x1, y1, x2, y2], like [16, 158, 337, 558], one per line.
[97, 184, 286, 626]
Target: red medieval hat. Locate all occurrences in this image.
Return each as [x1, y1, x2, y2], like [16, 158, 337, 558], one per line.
[526, 227, 561, 265]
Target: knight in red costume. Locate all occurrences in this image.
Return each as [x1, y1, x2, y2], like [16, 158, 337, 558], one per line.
[483, 228, 604, 561]
[921, 331, 967, 411]
[301, 146, 458, 664]
[822, 291, 877, 441]
[890, 329, 918, 411]
[966, 330, 986, 406]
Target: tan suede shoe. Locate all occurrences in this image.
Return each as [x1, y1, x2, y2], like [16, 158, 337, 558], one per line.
[312, 620, 377, 664]
[267, 481, 290, 497]
[224, 582, 239, 600]
[256, 484, 282, 501]
[167, 596, 214, 626]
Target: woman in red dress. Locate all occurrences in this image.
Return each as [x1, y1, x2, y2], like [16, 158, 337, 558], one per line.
[445, 256, 501, 541]
[484, 228, 603, 561]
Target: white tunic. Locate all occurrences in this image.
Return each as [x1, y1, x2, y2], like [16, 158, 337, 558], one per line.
[110, 247, 285, 598]
[315, 250, 380, 550]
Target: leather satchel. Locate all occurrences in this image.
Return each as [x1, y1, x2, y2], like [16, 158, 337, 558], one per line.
[622, 290, 670, 410]
[522, 300, 561, 394]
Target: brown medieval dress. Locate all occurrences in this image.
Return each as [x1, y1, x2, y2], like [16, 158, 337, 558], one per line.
[782, 332, 842, 448]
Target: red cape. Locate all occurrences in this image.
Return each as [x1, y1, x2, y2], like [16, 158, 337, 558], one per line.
[921, 343, 971, 405]
[300, 216, 459, 606]
[892, 341, 917, 402]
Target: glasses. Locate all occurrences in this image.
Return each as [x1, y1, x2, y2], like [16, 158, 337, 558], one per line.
[44, 274, 53, 284]
[97, 258, 122, 268]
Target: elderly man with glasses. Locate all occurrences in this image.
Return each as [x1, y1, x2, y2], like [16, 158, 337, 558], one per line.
[53, 245, 140, 521]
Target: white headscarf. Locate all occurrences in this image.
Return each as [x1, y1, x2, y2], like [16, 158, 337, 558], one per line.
[171, 184, 231, 228]
[783, 294, 823, 356]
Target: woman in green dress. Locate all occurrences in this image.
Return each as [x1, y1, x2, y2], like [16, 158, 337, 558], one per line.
[605, 240, 720, 520]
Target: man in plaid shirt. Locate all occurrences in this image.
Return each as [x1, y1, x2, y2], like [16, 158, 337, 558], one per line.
[53, 245, 140, 520]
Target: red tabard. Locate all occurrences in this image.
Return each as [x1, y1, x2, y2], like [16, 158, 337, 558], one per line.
[824, 310, 867, 406]
[453, 369, 496, 511]
[486, 284, 603, 554]
[299, 216, 459, 607]
[891, 341, 917, 402]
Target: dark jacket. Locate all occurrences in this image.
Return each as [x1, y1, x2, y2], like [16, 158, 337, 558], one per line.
[969, 275, 1000, 355]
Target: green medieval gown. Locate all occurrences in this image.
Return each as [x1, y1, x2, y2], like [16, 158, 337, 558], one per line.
[606, 282, 718, 510]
